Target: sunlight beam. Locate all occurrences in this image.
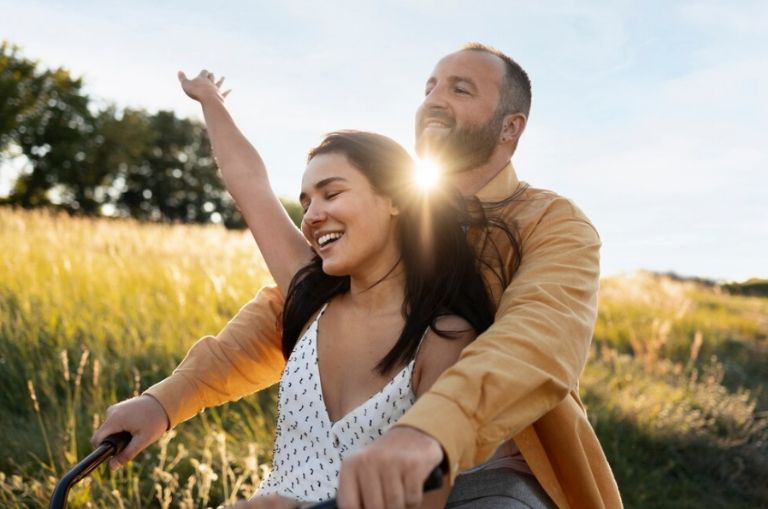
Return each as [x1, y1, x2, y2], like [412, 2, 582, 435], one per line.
[413, 158, 441, 191]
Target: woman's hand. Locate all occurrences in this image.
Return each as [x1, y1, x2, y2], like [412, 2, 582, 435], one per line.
[227, 494, 305, 509]
[178, 69, 230, 104]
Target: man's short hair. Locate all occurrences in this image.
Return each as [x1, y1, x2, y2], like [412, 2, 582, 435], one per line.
[461, 42, 532, 118]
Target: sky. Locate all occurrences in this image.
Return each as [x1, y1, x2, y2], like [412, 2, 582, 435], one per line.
[1, 0, 766, 281]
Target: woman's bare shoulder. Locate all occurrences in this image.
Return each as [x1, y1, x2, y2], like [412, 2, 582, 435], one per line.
[413, 314, 478, 396]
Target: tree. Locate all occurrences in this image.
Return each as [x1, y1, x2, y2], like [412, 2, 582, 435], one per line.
[0, 41, 38, 152]
[114, 110, 231, 223]
[74, 106, 156, 215]
[1, 41, 96, 208]
[280, 198, 303, 228]
[0, 40, 301, 228]
[0, 42, 225, 222]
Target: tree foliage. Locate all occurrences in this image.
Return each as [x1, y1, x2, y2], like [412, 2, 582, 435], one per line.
[0, 42, 40, 151]
[1, 42, 94, 208]
[0, 40, 303, 227]
[106, 109, 233, 223]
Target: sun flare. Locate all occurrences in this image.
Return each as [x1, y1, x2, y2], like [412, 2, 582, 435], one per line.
[413, 158, 441, 191]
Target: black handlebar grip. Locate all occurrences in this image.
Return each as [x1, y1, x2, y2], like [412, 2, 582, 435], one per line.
[422, 465, 444, 491]
[103, 431, 132, 456]
[49, 432, 134, 509]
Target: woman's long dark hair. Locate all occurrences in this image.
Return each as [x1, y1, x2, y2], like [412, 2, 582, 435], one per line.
[281, 130, 519, 374]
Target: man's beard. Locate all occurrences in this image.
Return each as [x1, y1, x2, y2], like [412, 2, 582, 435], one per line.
[415, 108, 505, 174]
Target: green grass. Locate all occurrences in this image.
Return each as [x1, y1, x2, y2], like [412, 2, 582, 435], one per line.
[594, 271, 768, 410]
[0, 207, 278, 507]
[589, 271, 768, 508]
[582, 350, 767, 508]
[1, 208, 766, 507]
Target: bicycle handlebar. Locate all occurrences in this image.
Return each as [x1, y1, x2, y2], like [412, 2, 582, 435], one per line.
[48, 431, 132, 509]
[49, 432, 443, 509]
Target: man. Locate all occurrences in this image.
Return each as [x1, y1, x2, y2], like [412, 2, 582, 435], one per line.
[93, 44, 622, 508]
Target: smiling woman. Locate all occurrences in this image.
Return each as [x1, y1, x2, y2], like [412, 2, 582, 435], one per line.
[92, 70, 511, 508]
[197, 99, 498, 508]
[299, 152, 400, 281]
[281, 130, 494, 375]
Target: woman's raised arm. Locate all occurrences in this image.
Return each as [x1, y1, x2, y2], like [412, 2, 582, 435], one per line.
[179, 70, 312, 291]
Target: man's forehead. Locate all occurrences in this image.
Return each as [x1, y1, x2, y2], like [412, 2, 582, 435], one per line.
[429, 50, 504, 83]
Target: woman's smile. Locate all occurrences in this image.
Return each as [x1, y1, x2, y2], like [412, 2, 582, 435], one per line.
[316, 231, 344, 248]
[300, 153, 401, 279]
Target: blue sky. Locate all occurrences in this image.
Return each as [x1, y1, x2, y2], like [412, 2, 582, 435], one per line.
[1, 0, 766, 281]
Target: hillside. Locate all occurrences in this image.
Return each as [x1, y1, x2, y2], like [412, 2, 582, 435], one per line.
[586, 270, 768, 507]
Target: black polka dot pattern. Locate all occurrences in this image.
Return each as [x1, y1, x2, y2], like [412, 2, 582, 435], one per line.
[257, 304, 418, 501]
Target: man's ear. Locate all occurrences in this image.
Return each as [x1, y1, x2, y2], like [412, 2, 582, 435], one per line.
[500, 113, 527, 143]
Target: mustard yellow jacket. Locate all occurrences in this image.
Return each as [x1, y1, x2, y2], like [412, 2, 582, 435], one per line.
[146, 164, 622, 508]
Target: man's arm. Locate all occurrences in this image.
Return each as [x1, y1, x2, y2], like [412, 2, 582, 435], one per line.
[396, 197, 601, 479]
[335, 196, 601, 509]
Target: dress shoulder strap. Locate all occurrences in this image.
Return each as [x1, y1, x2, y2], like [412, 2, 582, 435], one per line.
[412, 326, 431, 364]
[311, 301, 330, 326]
[295, 301, 330, 342]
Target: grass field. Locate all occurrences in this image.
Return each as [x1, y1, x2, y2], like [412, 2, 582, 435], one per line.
[0, 208, 278, 508]
[1, 207, 766, 508]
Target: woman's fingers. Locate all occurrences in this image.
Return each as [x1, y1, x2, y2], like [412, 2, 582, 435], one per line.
[178, 69, 230, 101]
[214, 76, 232, 98]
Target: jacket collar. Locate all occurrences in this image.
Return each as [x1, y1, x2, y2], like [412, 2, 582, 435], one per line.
[474, 162, 519, 201]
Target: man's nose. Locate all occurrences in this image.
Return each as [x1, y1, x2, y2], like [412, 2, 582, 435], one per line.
[421, 85, 449, 109]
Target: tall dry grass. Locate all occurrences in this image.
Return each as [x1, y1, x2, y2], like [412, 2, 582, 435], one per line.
[1, 207, 277, 507]
[2, 209, 767, 507]
[588, 271, 768, 507]
[595, 271, 768, 406]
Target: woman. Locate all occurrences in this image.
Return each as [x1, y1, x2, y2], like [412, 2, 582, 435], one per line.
[177, 71, 497, 508]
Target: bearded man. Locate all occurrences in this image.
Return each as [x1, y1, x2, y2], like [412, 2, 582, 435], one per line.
[94, 43, 622, 509]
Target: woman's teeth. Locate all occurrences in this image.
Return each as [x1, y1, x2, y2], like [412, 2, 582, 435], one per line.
[318, 232, 343, 247]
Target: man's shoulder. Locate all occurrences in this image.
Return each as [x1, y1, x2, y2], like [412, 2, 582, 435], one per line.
[492, 181, 597, 235]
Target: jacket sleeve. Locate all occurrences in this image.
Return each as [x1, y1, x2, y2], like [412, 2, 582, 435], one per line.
[395, 198, 601, 480]
[144, 285, 286, 427]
